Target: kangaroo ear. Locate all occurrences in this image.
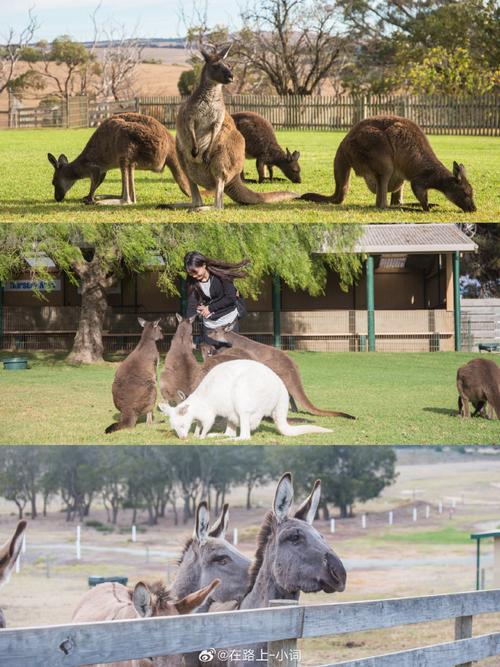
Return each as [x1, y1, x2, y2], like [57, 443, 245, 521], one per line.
[292, 150, 300, 160]
[188, 315, 197, 324]
[294, 480, 321, 525]
[153, 319, 161, 327]
[453, 161, 462, 179]
[200, 48, 211, 62]
[132, 582, 153, 618]
[209, 503, 229, 538]
[137, 317, 146, 328]
[218, 43, 232, 60]
[286, 147, 292, 160]
[194, 501, 210, 544]
[175, 313, 183, 324]
[273, 473, 294, 524]
[158, 402, 173, 417]
[58, 154, 68, 166]
[47, 153, 58, 169]
[177, 390, 187, 402]
[174, 579, 220, 615]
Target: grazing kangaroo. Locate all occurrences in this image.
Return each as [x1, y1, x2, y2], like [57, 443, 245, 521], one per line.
[48, 112, 190, 205]
[457, 358, 500, 419]
[172, 47, 299, 209]
[210, 326, 355, 419]
[159, 359, 333, 440]
[301, 115, 476, 211]
[72, 578, 220, 667]
[232, 112, 301, 183]
[0, 521, 27, 629]
[106, 318, 163, 434]
[159, 315, 254, 405]
[233, 473, 346, 667]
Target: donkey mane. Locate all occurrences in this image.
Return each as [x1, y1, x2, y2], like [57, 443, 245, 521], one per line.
[148, 580, 172, 607]
[178, 537, 194, 565]
[246, 510, 275, 593]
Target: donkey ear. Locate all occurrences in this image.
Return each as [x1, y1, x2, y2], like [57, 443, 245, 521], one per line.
[47, 153, 58, 169]
[294, 480, 321, 525]
[194, 502, 210, 544]
[174, 578, 220, 615]
[0, 521, 27, 586]
[175, 313, 183, 323]
[132, 582, 153, 618]
[137, 317, 146, 328]
[209, 503, 229, 538]
[273, 473, 294, 524]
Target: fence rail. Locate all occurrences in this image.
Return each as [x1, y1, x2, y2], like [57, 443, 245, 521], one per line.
[2, 93, 499, 134]
[1, 590, 500, 667]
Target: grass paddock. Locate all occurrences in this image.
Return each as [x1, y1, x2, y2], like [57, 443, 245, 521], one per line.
[0, 128, 498, 223]
[0, 350, 498, 445]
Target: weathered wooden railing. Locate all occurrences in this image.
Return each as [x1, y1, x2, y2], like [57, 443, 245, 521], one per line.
[1, 590, 500, 667]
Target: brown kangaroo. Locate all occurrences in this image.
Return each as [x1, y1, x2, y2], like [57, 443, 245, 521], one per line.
[301, 115, 476, 211]
[0, 521, 27, 629]
[210, 326, 355, 419]
[456, 358, 500, 419]
[171, 46, 299, 209]
[48, 112, 190, 205]
[232, 111, 301, 184]
[159, 315, 254, 404]
[106, 318, 163, 433]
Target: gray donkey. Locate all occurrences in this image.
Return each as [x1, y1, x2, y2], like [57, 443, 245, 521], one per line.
[233, 473, 346, 667]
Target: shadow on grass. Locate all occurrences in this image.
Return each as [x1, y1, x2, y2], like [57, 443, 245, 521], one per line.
[422, 406, 458, 416]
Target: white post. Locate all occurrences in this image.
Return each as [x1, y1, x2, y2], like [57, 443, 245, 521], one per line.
[330, 518, 336, 533]
[361, 514, 367, 529]
[425, 505, 430, 519]
[413, 507, 417, 522]
[452, 497, 457, 508]
[132, 525, 137, 543]
[76, 525, 81, 561]
[388, 511, 393, 525]
[438, 501, 443, 514]
[233, 528, 238, 546]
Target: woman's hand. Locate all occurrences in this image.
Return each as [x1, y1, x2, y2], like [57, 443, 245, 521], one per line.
[197, 305, 211, 318]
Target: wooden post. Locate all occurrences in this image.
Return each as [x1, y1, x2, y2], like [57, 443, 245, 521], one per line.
[268, 600, 299, 667]
[454, 614, 473, 667]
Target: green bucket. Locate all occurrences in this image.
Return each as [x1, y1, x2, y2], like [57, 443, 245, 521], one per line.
[88, 575, 128, 588]
[3, 357, 28, 371]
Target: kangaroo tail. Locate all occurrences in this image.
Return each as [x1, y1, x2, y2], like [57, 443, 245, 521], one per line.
[273, 390, 332, 436]
[105, 412, 137, 434]
[487, 387, 500, 419]
[301, 144, 351, 204]
[105, 422, 122, 434]
[224, 175, 298, 205]
[165, 154, 190, 197]
[289, 379, 356, 419]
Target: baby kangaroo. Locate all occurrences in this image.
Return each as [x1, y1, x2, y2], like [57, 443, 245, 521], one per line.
[171, 45, 298, 210]
[301, 115, 476, 212]
[48, 112, 190, 205]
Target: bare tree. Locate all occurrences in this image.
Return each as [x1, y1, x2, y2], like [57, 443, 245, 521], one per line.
[236, 0, 347, 95]
[0, 9, 40, 95]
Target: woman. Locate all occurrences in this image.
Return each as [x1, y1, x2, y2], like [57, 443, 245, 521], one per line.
[184, 251, 249, 349]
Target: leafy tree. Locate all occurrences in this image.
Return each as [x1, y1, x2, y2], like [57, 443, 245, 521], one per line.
[0, 447, 45, 519]
[178, 69, 198, 96]
[0, 223, 363, 363]
[461, 224, 500, 297]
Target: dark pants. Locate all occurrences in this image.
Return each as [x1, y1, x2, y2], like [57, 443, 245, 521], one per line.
[202, 318, 239, 350]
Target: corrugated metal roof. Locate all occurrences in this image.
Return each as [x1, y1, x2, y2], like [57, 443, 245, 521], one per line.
[318, 224, 478, 254]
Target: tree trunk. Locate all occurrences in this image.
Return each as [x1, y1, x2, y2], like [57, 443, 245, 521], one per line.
[67, 257, 111, 364]
[171, 499, 178, 526]
[246, 481, 253, 510]
[30, 493, 38, 519]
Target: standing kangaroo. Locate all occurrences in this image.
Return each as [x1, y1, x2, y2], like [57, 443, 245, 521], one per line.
[232, 112, 301, 183]
[210, 326, 355, 419]
[171, 46, 299, 209]
[0, 521, 27, 629]
[48, 112, 190, 205]
[456, 358, 500, 419]
[159, 359, 333, 440]
[301, 115, 476, 211]
[105, 318, 163, 433]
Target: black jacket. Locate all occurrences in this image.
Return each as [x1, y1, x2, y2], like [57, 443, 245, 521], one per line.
[186, 274, 238, 322]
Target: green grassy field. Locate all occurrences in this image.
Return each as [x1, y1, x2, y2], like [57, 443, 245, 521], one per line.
[0, 128, 498, 223]
[1, 350, 498, 445]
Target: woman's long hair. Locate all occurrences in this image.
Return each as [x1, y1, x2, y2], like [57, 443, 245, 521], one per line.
[184, 251, 250, 295]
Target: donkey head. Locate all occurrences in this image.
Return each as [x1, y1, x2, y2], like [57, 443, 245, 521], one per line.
[47, 153, 76, 202]
[446, 162, 476, 212]
[200, 45, 234, 85]
[252, 474, 346, 598]
[0, 521, 27, 629]
[138, 317, 164, 342]
[174, 502, 250, 609]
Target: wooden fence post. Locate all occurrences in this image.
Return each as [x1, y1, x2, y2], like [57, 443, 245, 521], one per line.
[455, 614, 473, 667]
[268, 600, 300, 667]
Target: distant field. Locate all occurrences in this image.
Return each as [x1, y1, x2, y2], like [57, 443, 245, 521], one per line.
[0, 128, 497, 222]
[1, 351, 498, 445]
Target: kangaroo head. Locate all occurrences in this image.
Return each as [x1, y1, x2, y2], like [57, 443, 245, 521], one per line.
[48, 153, 76, 202]
[447, 162, 476, 212]
[200, 45, 234, 85]
[158, 401, 193, 439]
[138, 317, 163, 342]
[280, 148, 302, 183]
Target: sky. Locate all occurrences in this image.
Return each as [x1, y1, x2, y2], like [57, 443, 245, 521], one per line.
[2, 0, 241, 42]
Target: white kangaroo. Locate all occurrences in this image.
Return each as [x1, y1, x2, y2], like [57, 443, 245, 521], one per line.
[158, 359, 332, 440]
